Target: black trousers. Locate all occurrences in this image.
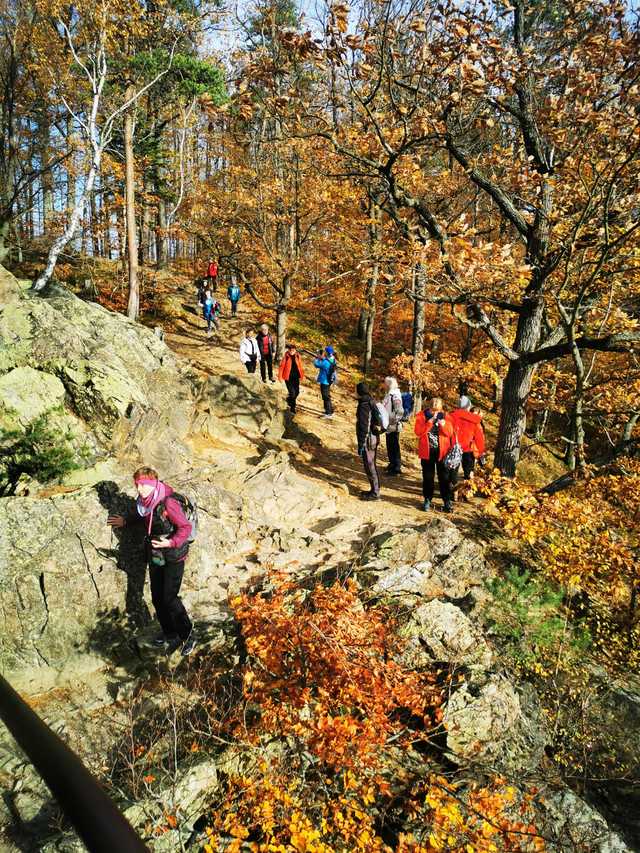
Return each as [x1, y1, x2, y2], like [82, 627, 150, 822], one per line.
[462, 451, 475, 479]
[149, 559, 192, 641]
[260, 354, 274, 381]
[421, 456, 454, 503]
[285, 377, 300, 412]
[245, 359, 257, 374]
[320, 383, 333, 415]
[230, 300, 238, 316]
[385, 431, 402, 473]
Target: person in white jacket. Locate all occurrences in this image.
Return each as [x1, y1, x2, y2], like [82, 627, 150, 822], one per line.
[239, 330, 260, 374]
[383, 376, 405, 475]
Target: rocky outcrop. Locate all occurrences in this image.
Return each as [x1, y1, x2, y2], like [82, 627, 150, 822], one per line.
[444, 675, 548, 773]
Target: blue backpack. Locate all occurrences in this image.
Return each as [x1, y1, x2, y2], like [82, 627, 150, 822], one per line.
[401, 392, 414, 420]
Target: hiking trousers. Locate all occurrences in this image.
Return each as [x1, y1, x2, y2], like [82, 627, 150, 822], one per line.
[362, 436, 380, 496]
[320, 383, 333, 415]
[260, 354, 274, 382]
[285, 377, 300, 412]
[149, 559, 192, 641]
[385, 431, 402, 473]
[230, 300, 238, 316]
[421, 456, 453, 503]
[245, 359, 257, 374]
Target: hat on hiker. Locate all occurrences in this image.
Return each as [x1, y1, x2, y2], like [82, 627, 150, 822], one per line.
[459, 395, 472, 410]
[325, 346, 334, 356]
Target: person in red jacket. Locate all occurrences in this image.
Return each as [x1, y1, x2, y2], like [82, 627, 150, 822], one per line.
[414, 397, 456, 512]
[278, 342, 305, 414]
[206, 258, 218, 289]
[450, 395, 486, 480]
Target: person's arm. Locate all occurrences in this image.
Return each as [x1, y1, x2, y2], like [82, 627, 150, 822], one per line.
[414, 410, 426, 437]
[475, 422, 486, 456]
[154, 498, 192, 549]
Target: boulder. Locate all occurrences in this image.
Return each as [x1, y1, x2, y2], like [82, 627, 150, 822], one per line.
[0, 367, 66, 430]
[398, 600, 492, 671]
[539, 788, 631, 853]
[193, 373, 288, 446]
[444, 675, 547, 773]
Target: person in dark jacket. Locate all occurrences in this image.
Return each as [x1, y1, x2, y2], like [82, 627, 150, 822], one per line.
[356, 382, 380, 501]
[278, 343, 305, 413]
[107, 466, 196, 656]
[256, 324, 275, 383]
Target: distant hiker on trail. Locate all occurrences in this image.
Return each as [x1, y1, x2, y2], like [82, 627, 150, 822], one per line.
[356, 381, 384, 501]
[314, 346, 337, 419]
[202, 290, 221, 336]
[278, 342, 304, 414]
[206, 258, 218, 289]
[107, 467, 196, 656]
[227, 279, 241, 316]
[239, 329, 260, 374]
[383, 376, 405, 476]
[414, 397, 456, 513]
[196, 279, 207, 307]
[451, 395, 486, 480]
[256, 324, 276, 383]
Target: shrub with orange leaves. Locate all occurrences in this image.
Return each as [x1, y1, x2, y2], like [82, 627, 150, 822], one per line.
[203, 576, 545, 853]
[231, 576, 443, 771]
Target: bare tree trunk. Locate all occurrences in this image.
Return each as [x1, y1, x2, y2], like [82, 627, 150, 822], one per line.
[157, 198, 169, 270]
[412, 263, 425, 413]
[363, 201, 380, 375]
[124, 93, 139, 320]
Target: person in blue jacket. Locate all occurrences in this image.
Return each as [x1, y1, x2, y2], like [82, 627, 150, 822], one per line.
[314, 346, 337, 419]
[227, 279, 241, 316]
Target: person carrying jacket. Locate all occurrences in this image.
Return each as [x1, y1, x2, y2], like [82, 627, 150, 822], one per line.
[414, 397, 456, 512]
[107, 466, 196, 656]
[239, 329, 260, 373]
[278, 342, 305, 414]
[256, 324, 275, 383]
[356, 381, 381, 501]
[314, 346, 336, 419]
[383, 376, 405, 476]
[450, 395, 486, 480]
[227, 279, 241, 316]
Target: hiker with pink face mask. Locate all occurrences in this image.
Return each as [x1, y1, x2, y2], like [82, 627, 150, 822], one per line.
[108, 466, 196, 656]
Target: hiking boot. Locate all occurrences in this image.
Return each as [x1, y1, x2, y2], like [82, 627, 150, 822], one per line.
[181, 634, 197, 657]
[151, 633, 170, 648]
[166, 636, 182, 655]
[443, 501, 454, 513]
[361, 492, 380, 501]
[423, 500, 431, 511]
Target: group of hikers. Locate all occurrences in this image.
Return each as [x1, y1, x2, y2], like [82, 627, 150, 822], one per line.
[356, 385, 485, 508]
[197, 258, 242, 336]
[107, 260, 486, 659]
[240, 329, 338, 418]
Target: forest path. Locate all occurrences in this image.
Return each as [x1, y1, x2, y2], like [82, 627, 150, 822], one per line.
[162, 284, 493, 546]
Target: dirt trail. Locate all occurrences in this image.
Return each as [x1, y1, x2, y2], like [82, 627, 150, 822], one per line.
[164, 286, 490, 543]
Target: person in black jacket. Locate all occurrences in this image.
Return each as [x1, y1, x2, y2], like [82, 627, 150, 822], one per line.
[356, 382, 380, 501]
[256, 324, 275, 383]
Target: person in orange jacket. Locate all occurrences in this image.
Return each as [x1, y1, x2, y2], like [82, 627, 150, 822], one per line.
[278, 342, 305, 414]
[414, 397, 456, 512]
[450, 395, 486, 480]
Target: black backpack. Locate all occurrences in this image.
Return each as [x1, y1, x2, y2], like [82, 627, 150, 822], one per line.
[159, 493, 198, 543]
